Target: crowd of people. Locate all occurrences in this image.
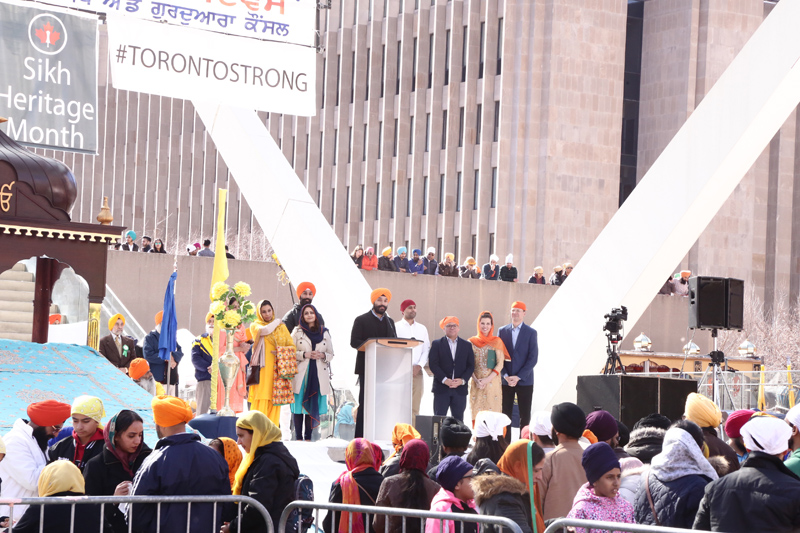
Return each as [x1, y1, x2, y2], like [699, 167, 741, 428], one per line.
[1, 390, 799, 533]
[112, 231, 236, 259]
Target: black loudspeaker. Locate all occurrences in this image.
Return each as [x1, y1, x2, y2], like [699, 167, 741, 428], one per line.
[688, 276, 744, 330]
[577, 375, 697, 429]
[414, 415, 447, 465]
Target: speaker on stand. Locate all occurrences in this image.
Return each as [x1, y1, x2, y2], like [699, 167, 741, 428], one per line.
[414, 415, 447, 466]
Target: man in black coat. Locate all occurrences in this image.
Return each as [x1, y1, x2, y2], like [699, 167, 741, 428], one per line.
[350, 288, 397, 438]
[693, 416, 800, 532]
[143, 313, 184, 396]
[428, 316, 474, 422]
[282, 281, 324, 333]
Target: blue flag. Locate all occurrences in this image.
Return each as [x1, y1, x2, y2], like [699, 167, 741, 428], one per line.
[159, 271, 178, 361]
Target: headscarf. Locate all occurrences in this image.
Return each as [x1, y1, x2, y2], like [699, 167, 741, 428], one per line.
[129, 358, 151, 380]
[104, 411, 145, 477]
[474, 411, 511, 441]
[468, 311, 510, 360]
[233, 411, 282, 495]
[219, 437, 243, 488]
[151, 395, 193, 427]
[108, 313, 125, 331]
[497, 440, 545, 533]
[684, 393, 722, 428]
[337, 438, 377, 533]
[38, 461, 85, 497]
[387, 423, 421, 460]
[71, 396, 105, 429]
[299, 304, 328, 432]
[650, 427, 718, 482]
[399, 439, 430, 473]
[27, 400, 72, 427]
[252, 299, 275, 327]
[370, 442, 383, 471]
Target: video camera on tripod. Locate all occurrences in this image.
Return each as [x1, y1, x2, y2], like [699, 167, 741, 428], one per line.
[603, 306, 628, 375]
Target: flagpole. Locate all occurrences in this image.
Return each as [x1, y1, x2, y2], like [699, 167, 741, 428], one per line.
[209, 189, 229, 413]
[166, 251, 177, 393]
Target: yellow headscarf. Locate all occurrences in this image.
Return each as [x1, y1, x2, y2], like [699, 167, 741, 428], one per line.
[71, 395, 106, 429]
[386, 423, 421, 460]
[684, 392, 722, 428]
[38, 461, 85, 497]
[108, 313, 125, 332]
[233, 410, 282, 495]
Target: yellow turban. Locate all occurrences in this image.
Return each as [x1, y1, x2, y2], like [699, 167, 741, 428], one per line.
[445, 253, 455, 261]
[684, 392, 721, 428]
[370, 288, 392, 304]
[233, 411, 282, 495]
[108, 313, 125, 331]
[382, 247, 392, 257]
[151, 395, 193, 427]
[466, 257, 476, 266]
[38, 461, 85, 497]
[71, 395, 105, 428]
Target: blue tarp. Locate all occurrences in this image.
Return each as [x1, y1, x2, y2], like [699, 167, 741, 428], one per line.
[0, 339, 158, 443]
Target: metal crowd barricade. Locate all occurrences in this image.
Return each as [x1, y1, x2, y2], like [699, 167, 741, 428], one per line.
[543, 518, 698, 533]
[279, 501, 524, 533]
[0, 495, 273, 533]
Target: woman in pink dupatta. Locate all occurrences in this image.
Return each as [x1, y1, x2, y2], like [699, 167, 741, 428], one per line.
[323, 438, 385, 533]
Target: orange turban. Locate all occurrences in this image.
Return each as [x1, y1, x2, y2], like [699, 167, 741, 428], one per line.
[48, 314, 62, 325]
[129, 358, 150, 380]
[108, 313, 125, 331]
[370, 288, 392, 304]
[439, 316, 460, 329]
[27, 400, 72, 427]
[512, 301, 527, 311]
[296, 282, 316, 298]
[155, 311, 163, 325]
[151, 395, 193, 427]
[387, 423, 421, 459]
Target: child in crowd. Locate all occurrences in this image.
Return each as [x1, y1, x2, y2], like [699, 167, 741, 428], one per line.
[427, 456, 478, 533]
[567, 442, 634, 533]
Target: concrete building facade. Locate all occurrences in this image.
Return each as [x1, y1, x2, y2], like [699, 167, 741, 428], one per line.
[12, 0, 800, 314]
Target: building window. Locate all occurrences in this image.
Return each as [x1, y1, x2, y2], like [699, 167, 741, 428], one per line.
[422, 175, 429, 215]
[421, 239, 426, 254]
[428, 33, 434, 89]
[380, 45, 386, 97]
[425, 113, 431, 152]
[345, 186, 350, 223]
[336, 54, 341, 106]
[489, 232, 495, 254]
[375, 183, 381, 220]
[441, 110, 448, 149]
[347, 127, 353, 163]
[333, 129, 338, 165]
[493, 100, 500, 142]
[363, 123, 368, 161]
[350, 51, 355, 103]
[409, 115, 414, 154]
[378, 121, 383, 159]
[461, 27, 467, 82]
[439, 174, 445, 213]
[396, 41, 401, 95]
[491, 167, 497, 207]
[479, 21, 485, 79]
[365, 48, 371, 100]
[456, 171, 462, 212]
[497, 18, 503, 75]
[393, 118, 399, 157]
[444, 29, 450, 85]
[391, 180, 396, 218]
[458, 107, 465, 147]
[291, 136, 296, 167]
[406, 179, 412, 216]
[476, 104, 482, 144]
[383, 0, 387, 17]
[471, 234, 476, 257]
[412, 37, 417, 91]
[473, 169, 479, 210]
[338, 0, 343, 28]
[360, 184, 365, 221]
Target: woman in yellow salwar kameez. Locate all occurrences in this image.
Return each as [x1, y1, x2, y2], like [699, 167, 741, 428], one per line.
[248, 300, 295, 426]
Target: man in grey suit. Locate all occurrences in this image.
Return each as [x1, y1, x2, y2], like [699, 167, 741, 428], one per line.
[498, 301, 539, 443]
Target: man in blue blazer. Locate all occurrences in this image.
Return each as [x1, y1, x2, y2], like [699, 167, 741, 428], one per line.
[498, 301, 539, 443]
[428, 316, 475, 422]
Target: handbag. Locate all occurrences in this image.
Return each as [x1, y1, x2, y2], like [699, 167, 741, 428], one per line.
[276, 346, 298, 379]
[645, 473, 662, 526]
[272, 371, 294, 405]
[246, 365, 261, 385]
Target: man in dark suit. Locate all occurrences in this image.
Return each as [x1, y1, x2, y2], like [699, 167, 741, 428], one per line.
[498, 301, 539, 443]
[428, 316, 474, 422]
[143, 311, 185, 396]
[350, 288, 397, 438]
[98, 313, 138, 372]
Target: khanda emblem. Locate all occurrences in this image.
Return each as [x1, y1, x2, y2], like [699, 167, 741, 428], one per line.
[0, 181, 14, 212]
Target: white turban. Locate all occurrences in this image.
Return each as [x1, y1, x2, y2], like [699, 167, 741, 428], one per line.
[474, 411, 511, 441]
[505, 254, 513, 264]
[531, 411, 553, 437]
[785, 404, 800, 428]
[741, 416, 792, 456]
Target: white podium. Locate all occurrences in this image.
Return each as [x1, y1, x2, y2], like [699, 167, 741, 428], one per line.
[358, 337, 421, 442]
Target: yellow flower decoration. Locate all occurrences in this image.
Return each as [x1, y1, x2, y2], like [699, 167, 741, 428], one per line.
[209, 301, 226, 317]
[211, 282, 229, 300]
[222, 310, 242, 329]
[232, 282, 252, 298]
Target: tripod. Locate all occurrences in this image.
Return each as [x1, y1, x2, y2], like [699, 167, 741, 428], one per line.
[603, 333, 626, 375]
[699, 328, 737, 409]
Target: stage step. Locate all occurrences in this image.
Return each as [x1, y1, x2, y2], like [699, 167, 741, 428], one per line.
[0, 263, 36, 342]
[0, 290, 33, 303]
[0, 300, 34, 313]
[0, 271, 34, 282]
[0, 280, 34, 292]
[0, 321, 33, 334]
[11, 263, 27, 272]
[0, 331, 32, 342]
[0, 310, 33, 323]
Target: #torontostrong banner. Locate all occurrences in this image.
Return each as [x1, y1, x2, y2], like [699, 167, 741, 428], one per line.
[0, 0, 99, 154]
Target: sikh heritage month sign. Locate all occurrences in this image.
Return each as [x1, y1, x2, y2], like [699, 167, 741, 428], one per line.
[0, 0, 99, 154]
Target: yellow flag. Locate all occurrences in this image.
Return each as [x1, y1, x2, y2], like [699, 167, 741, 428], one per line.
[757, 364, 766, 411]
[209, 188, 228, 409]
[789, 362, 795, 408]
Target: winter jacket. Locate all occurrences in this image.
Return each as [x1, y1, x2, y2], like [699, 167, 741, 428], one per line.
[394, 256, 410, 272]
[472, 474, 533, 533]
[499, 266, 518, 282]
[634, 469, 710, 529]
[0, 419, 49, 520]
[227, 442, 299, 533]
[143, 329, 183, 385]
[84, 444, 153, 533]
[191, 334, 213, 382]
[378, 256, 398, 272]
[409, 258, 426, 274]
[47, 430, 105, 471]
[482, 263, 499, 280]
[373, 473, 440, 533]
[693, 452, 800, 532]
[702, 428, 739, 473]
[623, 427, 665, 464]
[460, 266, 481, 279]
[426, 487, 479, 533]
[439, 262, 460, 277]
[323, 467, 383, 533]
[129, 432, 230, 533]
[424, 257, 439, 275]
[282, 303, 325, 335]
[527, 275, 546, 284]
[361, 254, 378, 270]
[12, 491, 113, 533]
[566, 483, 634, 533]
[618, 465, 645, 505]
[291, 328, 334, 395]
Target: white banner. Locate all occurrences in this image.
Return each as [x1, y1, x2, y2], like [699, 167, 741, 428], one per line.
[30, 0, 315, 47]
[107, 15, 316, 116]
